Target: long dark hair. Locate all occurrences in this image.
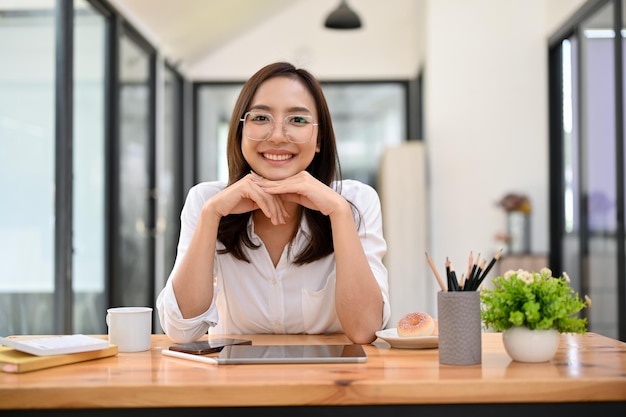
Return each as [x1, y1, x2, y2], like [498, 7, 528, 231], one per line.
[217, 62, 344, 264]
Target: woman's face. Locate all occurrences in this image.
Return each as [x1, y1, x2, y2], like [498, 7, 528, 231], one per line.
[241, 76, 320, 181]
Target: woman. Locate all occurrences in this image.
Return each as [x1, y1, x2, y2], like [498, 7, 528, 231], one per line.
[157, 62, 389, 344]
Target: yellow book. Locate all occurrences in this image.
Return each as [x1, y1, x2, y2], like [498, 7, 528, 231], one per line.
[0, 344, 118, 373]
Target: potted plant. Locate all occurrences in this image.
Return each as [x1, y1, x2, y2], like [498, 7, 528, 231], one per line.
[480, 268, 591, 362]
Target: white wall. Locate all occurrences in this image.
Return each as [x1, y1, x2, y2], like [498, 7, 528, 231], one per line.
[380, 142, 433, 324]
[423, 0, 584, 313]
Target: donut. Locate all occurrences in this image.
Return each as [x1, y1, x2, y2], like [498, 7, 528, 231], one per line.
[397, 312, 436, 337]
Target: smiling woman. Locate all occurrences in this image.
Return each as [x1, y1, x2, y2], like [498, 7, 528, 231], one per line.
[157, 62, 391, 345]
[239, 76, 321, 182]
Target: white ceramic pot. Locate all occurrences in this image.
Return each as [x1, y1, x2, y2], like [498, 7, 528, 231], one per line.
[502, 326, 560, 363]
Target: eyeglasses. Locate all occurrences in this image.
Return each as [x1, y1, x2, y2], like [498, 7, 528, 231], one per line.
[240, 111, 318, 144]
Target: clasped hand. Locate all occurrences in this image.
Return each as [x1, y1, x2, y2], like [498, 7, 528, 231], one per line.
[209, 171, 346, 226]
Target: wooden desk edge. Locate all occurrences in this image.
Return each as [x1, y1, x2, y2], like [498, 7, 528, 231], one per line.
[1, 332, 625, 410]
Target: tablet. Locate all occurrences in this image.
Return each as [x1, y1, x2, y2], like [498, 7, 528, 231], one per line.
[216, 344, 367, 364]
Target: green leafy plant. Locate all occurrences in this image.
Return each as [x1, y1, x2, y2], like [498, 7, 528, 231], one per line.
[480, 268, 591, 333]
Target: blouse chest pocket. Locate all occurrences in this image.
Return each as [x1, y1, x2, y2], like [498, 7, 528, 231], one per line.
[300, 273, 342, 334]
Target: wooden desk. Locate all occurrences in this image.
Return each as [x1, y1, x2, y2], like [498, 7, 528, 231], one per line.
[1, 333, 625, 416]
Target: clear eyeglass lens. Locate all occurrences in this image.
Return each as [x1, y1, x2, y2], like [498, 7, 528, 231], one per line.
[243, 112, 314, 143]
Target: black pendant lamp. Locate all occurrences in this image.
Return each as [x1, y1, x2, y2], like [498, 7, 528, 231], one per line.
[324, 0, 362, 30]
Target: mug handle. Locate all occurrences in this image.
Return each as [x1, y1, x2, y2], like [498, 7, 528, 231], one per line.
[106, 313, 110, 327]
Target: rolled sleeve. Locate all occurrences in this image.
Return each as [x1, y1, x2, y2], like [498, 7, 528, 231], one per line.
[156, 279, 217, 343]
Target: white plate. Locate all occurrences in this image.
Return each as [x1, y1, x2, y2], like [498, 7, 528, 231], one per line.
[375, 328, 438, 349]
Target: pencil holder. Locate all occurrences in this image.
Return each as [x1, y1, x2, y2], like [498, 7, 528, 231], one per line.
[437, 291, 482, 365]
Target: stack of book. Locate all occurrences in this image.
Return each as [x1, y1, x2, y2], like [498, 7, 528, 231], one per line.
[0, 334, 118, 373]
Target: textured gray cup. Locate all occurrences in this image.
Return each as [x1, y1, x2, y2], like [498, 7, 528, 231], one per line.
[437, 291, 482, 365]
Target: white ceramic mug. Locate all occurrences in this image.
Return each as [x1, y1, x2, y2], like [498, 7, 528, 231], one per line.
[106, 307, 153, 352]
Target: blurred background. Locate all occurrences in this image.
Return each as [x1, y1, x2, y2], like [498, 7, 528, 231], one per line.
[1, 0, 624, 341]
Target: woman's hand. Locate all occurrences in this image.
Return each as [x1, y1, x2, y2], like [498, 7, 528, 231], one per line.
[251, 171, 348, 217]
[208, 173, 289, 225]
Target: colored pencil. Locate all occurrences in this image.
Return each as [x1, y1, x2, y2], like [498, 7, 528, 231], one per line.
[425, 252, 446, 292]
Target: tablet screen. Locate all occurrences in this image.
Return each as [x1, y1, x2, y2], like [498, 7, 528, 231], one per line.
[217, 344, 367, 364]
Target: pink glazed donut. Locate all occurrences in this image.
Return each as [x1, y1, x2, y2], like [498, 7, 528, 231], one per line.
[397, 312, 436, 337]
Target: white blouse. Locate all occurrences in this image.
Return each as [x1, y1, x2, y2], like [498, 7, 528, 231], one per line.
[156, 179, 390, 343]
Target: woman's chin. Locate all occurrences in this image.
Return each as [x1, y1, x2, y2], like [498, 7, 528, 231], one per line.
[253, 165, 300, 180]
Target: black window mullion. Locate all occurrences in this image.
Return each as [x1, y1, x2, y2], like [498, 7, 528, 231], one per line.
[148, 52, 157, 322]
[54, 0, 74, 334]
[613, 0, 626, 341]
[575, 24, 590, 311]
[191, 82, 200, 186]
[172, 67, 186, 212]
[548, 42, 564, 275]
[105, 9, 121, 310]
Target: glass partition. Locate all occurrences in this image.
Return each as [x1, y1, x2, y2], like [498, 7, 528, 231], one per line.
[579, 1, 618, 339]
[560, 36, 583, 316]
[114, 29, 154, 309]
[556, 0, 621, 339]
[0, 1, 56, 335]
[0, 0, 180, 336]
[154, 65, 183, 332]
[323, 83, 406, 187]
[72, 0, 107, 333]
[196, 84, 240, 182]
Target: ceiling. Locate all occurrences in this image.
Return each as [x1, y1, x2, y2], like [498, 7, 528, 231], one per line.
[106, 0, 422, 80]
[108, 0, 300, 68]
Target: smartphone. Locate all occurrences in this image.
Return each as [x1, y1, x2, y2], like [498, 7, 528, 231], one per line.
[168, 338, 252, 355]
